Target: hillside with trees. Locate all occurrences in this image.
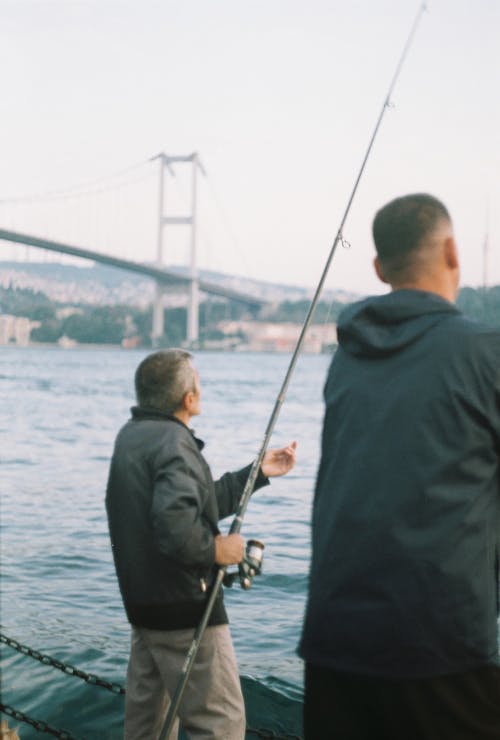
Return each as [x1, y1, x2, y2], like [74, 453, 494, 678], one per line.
[1, 283, 499, 348]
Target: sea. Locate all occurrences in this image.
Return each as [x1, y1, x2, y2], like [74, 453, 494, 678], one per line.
[0, 346, 332, 739]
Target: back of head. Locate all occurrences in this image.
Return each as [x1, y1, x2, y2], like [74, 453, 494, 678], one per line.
[134, 349, 195, 414]
[372, 193, 451, 284]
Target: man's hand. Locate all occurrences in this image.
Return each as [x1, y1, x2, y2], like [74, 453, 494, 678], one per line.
[261, 441, 297, 478]
[214, 533, 245, 565]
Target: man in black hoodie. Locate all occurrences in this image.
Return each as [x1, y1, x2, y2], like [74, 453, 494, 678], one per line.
[299, 194, 500, 739]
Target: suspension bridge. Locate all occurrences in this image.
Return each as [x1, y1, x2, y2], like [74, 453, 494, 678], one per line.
[0, 152, 268, 345]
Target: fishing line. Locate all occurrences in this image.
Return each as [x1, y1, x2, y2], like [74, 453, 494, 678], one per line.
[159, 4, 427, 737]
[203, 171, 253, 277]
[317, 235, 352, 331]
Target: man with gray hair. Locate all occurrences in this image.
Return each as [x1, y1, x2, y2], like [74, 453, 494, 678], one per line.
[300, 194, 500, 738]
[106, 349, 296, 739]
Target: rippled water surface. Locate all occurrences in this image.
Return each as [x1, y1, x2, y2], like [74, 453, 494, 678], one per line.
[1, 347, 330, 738]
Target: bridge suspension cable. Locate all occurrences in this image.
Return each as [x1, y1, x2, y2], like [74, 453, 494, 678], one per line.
[0, 150, 263, 344]
[0, 157, 153, 204]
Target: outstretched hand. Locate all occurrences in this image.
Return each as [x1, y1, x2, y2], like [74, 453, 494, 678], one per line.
[261, 441, 297, 478]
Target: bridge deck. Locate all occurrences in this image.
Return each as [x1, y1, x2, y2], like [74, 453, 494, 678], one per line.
[0, 229, 267, 308]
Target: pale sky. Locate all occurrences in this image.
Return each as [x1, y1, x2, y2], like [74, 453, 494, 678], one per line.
[0, 0, 498, 295]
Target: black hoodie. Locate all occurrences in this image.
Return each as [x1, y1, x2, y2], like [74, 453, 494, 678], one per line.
[300, 289, 500, 678]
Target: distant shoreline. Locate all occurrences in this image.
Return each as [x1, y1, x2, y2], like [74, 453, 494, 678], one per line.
[5, 341, 132, 351]
[3, 342, 332, 356]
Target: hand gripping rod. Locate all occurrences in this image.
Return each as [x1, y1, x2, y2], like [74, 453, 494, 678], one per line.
[159, 4, 427, 738]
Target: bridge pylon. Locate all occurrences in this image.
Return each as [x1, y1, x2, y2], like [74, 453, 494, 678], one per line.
[151, 152, 205, 347]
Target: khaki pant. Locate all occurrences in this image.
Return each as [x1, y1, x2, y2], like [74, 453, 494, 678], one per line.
[124, 624, 246, 740]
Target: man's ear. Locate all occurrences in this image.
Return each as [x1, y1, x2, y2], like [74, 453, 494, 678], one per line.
[184, 390, 196, 413]
[443, 236, 459, 270]
[179, 391, 190, 412]
[374, 256, 389, 284]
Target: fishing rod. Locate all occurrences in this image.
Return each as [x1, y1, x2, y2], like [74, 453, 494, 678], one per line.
[159, 3, 427, 737]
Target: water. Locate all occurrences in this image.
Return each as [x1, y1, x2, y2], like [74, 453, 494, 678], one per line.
[0, 346, 330, 738]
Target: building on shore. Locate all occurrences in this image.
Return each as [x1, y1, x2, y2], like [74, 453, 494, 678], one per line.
[217, 320, 337, 353]
[0, 315, 39, 346]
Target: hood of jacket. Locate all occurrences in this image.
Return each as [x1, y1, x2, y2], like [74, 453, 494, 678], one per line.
[337, 289, 460, 358]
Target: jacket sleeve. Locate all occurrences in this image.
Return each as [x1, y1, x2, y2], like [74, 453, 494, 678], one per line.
[150, 438, 215, 570]
[215, 463, 270, 521]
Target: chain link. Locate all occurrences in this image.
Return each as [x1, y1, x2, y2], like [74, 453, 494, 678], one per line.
[1, 632, 303, 739]
[246, 728, 302, 739]
[0, 633, 125, 695]
[0, 703, 76, 739]
[0, 705, 300, 740]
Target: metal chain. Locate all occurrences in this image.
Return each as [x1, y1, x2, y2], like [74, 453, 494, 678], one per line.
[0, 633, 125, 695]
[0, 703, 77, 740]
[246, 729, 303, 740]
[1, 633, 303, 739]
[0, 704, 300, 740]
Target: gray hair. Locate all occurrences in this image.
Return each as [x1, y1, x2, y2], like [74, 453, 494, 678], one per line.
[134, 349, 196, 414]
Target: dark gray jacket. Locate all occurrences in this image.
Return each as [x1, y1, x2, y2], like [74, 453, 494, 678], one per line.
[106, 407, 268, 630]
[299, 290, 500, 678]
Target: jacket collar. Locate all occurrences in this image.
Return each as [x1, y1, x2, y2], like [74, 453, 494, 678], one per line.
[130, 406, 205, 450]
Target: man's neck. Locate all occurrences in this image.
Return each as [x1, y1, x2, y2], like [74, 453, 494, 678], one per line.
[173, 409, 191, 426]
[390, 276, 457, 303]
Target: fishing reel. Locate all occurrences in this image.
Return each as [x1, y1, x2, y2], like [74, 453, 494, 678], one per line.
[223, 539, 265, 590]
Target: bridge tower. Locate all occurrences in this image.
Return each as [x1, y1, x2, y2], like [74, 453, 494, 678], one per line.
[152, 152, 205, 347]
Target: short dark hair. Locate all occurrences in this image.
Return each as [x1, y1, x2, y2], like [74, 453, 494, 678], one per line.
[134, 349, 195, 413]
[372, 194, 451, 281]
